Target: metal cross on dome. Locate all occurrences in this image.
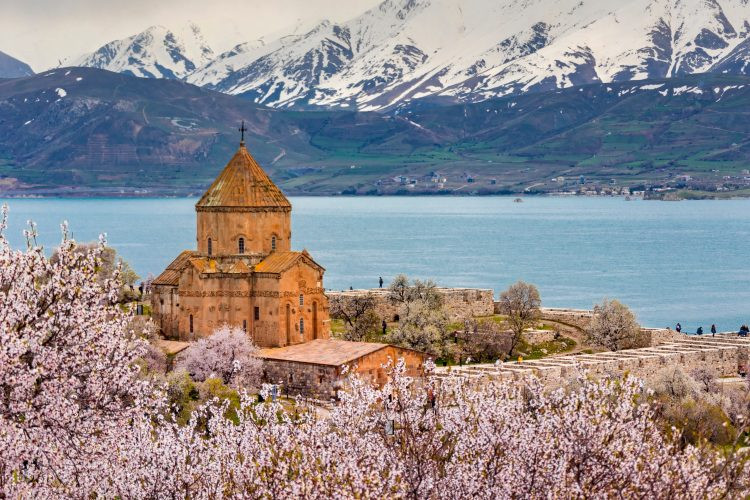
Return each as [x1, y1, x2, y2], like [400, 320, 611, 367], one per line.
[239, 120, 247, 145]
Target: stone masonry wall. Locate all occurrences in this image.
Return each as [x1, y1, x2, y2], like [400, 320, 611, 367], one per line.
[261, 346, 427, 399]
[434, 334, 750, 390]
[537, 308, 593, 330]
[262, 360, 340, 400]
[522, 329, 558, 344]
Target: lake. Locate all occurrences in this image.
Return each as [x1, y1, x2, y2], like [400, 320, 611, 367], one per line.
[1, 196, 749, 332]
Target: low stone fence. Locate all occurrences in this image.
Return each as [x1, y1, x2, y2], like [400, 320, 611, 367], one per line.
[327, 287, 495, 322]
[435, 334, 750, 389]
[522, 329, 558, 344]
[639, 327, 679, 347]
[537, 308, 593, 330]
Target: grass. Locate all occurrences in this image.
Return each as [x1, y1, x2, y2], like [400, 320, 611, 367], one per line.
[448, 315, 508, 332]
[329, 318, 395, 342]
[514, 336, 577, 361]
[330, 318, 346, 335]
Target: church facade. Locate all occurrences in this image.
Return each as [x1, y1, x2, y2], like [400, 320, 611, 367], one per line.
[151, 141, 330, 347]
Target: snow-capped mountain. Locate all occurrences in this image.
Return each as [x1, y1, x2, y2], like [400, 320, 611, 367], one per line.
[186, 0, 750, 110]
[76, 23, 214, 80]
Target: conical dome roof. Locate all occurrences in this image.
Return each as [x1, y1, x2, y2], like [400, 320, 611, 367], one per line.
[196, 145, 290, 209]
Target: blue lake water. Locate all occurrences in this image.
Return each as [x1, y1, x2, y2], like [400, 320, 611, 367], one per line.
[1, 196, 749, 332]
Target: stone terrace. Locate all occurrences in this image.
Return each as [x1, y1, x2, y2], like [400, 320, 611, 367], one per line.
[434, 334, 750, 388]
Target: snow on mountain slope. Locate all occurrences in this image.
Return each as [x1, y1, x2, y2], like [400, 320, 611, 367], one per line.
[321, 0, 614, 110]
[77, 0, 750, 109]
[76, 23, 214, 80]
[188, 0, 432, 107]
[184, 0, 750, 110]
[439, 0, 750, 103]
[714, 37, 750, 74]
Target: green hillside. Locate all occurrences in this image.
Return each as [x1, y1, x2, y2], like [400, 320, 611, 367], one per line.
[1, 68, 750, 196]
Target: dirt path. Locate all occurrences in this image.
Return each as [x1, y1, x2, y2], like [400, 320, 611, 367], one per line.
[539, 318, 591, 355]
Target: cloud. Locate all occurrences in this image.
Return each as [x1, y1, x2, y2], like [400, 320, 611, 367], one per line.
[0, 0, 380, 71]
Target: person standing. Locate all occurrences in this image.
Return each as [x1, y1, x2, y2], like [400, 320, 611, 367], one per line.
[379, 276, 384, 288]
[382, 319, 387, 336]
[711, 324, 717, 336]
[675, 323, 682, 333]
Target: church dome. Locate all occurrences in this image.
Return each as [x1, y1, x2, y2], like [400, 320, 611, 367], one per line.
[196, 144, 290, 210]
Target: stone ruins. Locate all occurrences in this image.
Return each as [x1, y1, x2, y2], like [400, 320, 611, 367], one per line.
[435, 334, 750, 388]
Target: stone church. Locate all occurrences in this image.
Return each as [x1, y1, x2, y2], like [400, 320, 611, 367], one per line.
[151, 138, 330, 347]
[151, 133, 426, 397]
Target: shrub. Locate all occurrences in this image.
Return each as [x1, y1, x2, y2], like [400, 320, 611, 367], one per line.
[497, 281, 541, 353]
[587, 298, 641, 351]
[176, 325, 263, 390]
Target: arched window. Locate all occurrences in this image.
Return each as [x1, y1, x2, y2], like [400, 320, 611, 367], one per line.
[189, 314, 194, 334]
[207, 237, 212, 256]
[242, 319, 247, 332]
[271, 236, 277, 252]
[299, 318, 305, 336]
[299, 294, 304, 306]
[238, 237, 245, 254]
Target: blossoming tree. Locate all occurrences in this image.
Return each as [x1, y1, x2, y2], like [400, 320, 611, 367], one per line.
[0, 208, 148, 493]
[1, 210, 749, 498]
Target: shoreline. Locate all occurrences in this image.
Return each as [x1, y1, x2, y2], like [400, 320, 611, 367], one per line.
[2, 191, 749, 200]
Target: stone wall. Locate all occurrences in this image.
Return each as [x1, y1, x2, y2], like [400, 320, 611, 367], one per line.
[261, 345, 427, 399]
[537, 308, 593, 330]
[262, 359, 341, 400]
[537, 310, 677, 348]
[327, 287, 495, 322]
[522, 329, 558, 344]
[434, 334, 750, 390]
[639, 327, 679, 347]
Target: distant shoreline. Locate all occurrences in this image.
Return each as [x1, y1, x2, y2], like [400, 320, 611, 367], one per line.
[2, 191, 750, 200]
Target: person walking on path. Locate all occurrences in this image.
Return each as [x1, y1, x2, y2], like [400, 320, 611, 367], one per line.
[711, 324, 717, 336]
[382, 319, 387, 336]
[379, 276, 384, 288]
[676, 323, 682, 333]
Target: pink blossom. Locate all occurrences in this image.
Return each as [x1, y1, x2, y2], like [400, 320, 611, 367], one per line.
[1, 209, 748, 498]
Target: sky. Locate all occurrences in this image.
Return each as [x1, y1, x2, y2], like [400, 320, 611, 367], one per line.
[0, 0, 381, 71]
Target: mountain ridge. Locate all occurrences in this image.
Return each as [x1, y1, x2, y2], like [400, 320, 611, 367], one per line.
[0, 50, 34, 78]
[76, 23, 214, 80]
[66, 0, 750, 111]
[3, 68, 750, 196]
